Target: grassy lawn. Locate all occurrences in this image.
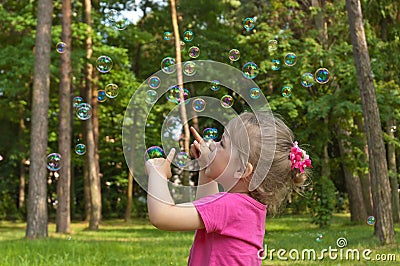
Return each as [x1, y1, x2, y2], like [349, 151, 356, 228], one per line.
[0, 214, 399, 265]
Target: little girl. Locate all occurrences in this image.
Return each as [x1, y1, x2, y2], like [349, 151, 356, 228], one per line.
[145, 111, 311, 265]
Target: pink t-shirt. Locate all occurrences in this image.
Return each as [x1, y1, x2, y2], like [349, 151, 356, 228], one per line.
[188, 192, 266, 266]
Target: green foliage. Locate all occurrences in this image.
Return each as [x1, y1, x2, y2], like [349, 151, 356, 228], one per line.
[310, 176, 337, 228]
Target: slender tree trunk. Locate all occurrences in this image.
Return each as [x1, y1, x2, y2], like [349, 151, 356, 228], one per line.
[26, 0, 53, 239]
[83, 162, 91, 221]
[387, 119, 400, 223]
[336, 122, 367, 221]
[85, 0, 101, 230]
[346, 0, 395, 244]
[92, 69, 101, 222]
[56, 0, 72, 234]
[18, 109, 26, 210]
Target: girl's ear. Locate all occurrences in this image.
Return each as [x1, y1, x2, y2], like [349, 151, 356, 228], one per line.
[233, 162, 253, 180]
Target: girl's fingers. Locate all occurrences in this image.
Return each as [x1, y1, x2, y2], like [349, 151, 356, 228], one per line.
[190, 126, 204, 144]
[166, 148, 176, 164]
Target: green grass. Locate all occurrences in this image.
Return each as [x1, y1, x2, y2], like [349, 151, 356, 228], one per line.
[0, 214, 399, 265]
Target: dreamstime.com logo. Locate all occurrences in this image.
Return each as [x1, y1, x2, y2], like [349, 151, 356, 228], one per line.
[257, 237, 397, 262]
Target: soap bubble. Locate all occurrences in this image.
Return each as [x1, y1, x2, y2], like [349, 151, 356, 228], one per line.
[271, 59, 281, 71]
[180, 40, 186, 51]
[301, 73, 314, 87]
[242, 62, 259, 79]
[174, 151, 190, 168]
[229, 49, 240, 61]
[97, 90, 107, 102]
[106, 9, 119, 22]
[250, 87, 262, 99]
[203, 128, 218, 141]
[281, 86, 292, 97]
[243, 18, 255, 31]
[148, 76, 161, 89]
[76, 103, 92, 120]
[163, 31, 173, 41]
[284, 53, 297, 66]
[221, 95, 234, 108]
[145, 146, 166, 160]
[105, 83, 119, 98]
[188, 46, 200, 58]
[56, 42, 66, 53]
[73, 96, 83, 109]
[192, 98, 206, 112]
[75, 144, 86, 155]
[47, 153, 62, 171]
[145, 90, 158, 104]
[166, 86, 190, 104]
[183, 61, 196, 76]
[315, 68, 330, 84]
[316, 234, 323, 243]
[113, 13, 128, 30]
[161, 57, 176, 74]
[390, 126, 397, 133]
[268, 40, 278, 51]
[367, 216, 375, 225]
[210, 80, 220, 91]
[96, 55, 113, 73]
[183, 30, 194, 42]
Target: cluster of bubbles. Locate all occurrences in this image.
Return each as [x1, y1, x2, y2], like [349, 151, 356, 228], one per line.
[97, 83, 119, 102]
[367, 216, 375, 226]
[315, 233, 323, 243]
[106, 9, 128, 30]
[203, 128, 219, 141]
[96, 55, 113, 73]
[166, 86, 190, 104]
[73, 96, 93, 120]
[145, 76, 161, 104]
[47, 153, 62, 171]
[301, 68, 330, 88]
[56, 42, 67, 54]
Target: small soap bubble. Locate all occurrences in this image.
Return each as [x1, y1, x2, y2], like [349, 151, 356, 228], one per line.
[221, 95, 234, 108]
[243, 18, 255, 31]
[180, 40, 186, 51]
[56, 42, 67, 53]
[105, 83, 119, 98]
[148, 76, 161, 89]
[271, 59, 281, 71]
[183, 30, 194, 42]
[316, 234, 323, 243]
[161, 57, 176, 74]
[97, 90, 107, 102]
[203, 128, 218, 141]
[145, 90, 158, 104]
[390, 126, 397, 133]
[163, 31, 173, 41]
[96, 55, 113, 73]
[268, 40, 278, 51]
[183, 61, 196, 76]
[73, 96, 83, 109]
[367, 216, 375, 225]
[174, 151, 190, 168]
[188, 46, 200, 58]
[242, 62, 259, 79]
[210, 80, 220, 91]
[284, 53, 297, 66]
[281, 86, 292, 97]
[192, 98, 206, 112]
[76, 103, 92, 120]
[315, 68, 330, 84]
[145, 146, 166, 160]
[250, 87, 262, 99]
[113, 12, 128, 30]
[301, 73, 314, 87]
[47, 153, 62, 171]
[75, 144, 86, 155]
[228, 49, 240, 61]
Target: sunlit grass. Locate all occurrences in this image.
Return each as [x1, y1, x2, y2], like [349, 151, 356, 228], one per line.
[0, 215, 399, 265]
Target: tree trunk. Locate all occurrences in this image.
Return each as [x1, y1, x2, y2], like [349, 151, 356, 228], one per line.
[83, 162, 91, 221]
[346, 0, 395, 244]
[85, 0, 101, 230]
[387, 119, 400, 223]
[336, 122, 367, 222]
[18, 109, 26, 210]
[26, 0, 53, 239]
[56, 0, 72, 234]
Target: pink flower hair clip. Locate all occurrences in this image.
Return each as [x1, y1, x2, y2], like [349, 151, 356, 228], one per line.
[289, 141, 312, 173]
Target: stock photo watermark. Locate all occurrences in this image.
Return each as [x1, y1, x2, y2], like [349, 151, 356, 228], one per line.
[257, 237, 397, 262]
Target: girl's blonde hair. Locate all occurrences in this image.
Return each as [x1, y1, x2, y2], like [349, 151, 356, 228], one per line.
[226, 112, 309, 214]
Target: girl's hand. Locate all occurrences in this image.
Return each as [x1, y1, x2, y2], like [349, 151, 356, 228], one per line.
[190, 127, 213, 169]
[145, 148, 176, 179]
